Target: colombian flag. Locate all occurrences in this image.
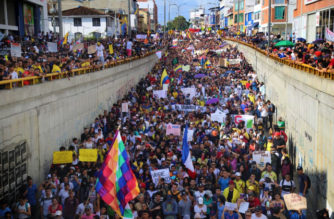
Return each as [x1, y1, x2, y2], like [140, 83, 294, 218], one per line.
[160, 69, 170, 86]
[174, 65, 182, 73]
[205, 60, 212, 69]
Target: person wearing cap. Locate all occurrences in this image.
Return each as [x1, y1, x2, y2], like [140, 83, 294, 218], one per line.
[223, 180, 240, 203]
[251, 206, 268, 219]
[246, 174, 260, 195]
[234, 172, 246, 195]
[194, 197, 207, 219]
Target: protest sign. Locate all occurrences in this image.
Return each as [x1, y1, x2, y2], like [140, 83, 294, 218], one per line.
[79, 149, 98, 162]
[182, 65, 190, 72]
[228, 58, 241, 65]
[136, 34, 147, 40]
[47, 42, 58, 52]
[72, 43, 84, 51]
[167, 104, 207, 113]
[219, 58, 228, 67]
[187, 129, 194, 142]
[233, 115, 254, 128]
[122, 102, 129, 113]
[252, 151, 271, 167]
[211, 109, 226, 123]
[151, 168, 171, 185]
[225, 202, 238, 211]
[283, 193, 307, 211]
[156, 51, 162, 59]
[10, 43, 21, 57]
[163, 84, 169, 91]
[87, 45, 97, 54]
[153, 90, 167, 99]
[181, 87, 196, 99]
[325, 28, 334, 42]
[166, 124, 181, 136]
[239, 202, 249, 213]
[53, 151, 73, 164]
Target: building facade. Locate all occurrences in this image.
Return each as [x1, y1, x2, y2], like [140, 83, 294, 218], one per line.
[137, 0, 158, 32]
[190, 8, 205, 29]
[48, 6, 108, 40]
[292, 0, 334, 42]
[0, 0, 48, 36]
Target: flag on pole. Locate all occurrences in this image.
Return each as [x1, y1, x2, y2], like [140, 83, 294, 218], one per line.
[96, 131, 140, 218]
[174, 65, 182, 73]
[62, 32, 69, 45]
[160, 69, 170, 86]
[109, 44, 114, 54]
[182, 125, 195, 174]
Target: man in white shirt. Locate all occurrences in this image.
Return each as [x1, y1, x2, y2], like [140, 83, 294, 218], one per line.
[251, 206, 267, 219]
[58, 183, 70, 205]
[96, 42, 105, 65]
[9, 66, 18, 79]
[75, 199, 93, 217]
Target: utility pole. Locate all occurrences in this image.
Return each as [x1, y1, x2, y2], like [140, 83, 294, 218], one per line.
[57, 0, 63, 37]
[236, 0, 240, 32]
[128, 0, 132, 38]
[268, 0, 272, 50]
[285, 0, 289, 40]
[164, 0, 166, 38]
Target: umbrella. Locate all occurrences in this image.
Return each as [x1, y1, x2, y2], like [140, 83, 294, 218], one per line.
[274, 40, 295, 47]
[297, 37, 306, 42]
[194, 74, 206, 79]
[206, 98, 219, 105]
[313, 39, 325, 44]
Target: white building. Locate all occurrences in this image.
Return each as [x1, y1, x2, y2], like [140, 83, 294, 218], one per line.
[190, 8, 205, 28]
[48, 6, 108, 41]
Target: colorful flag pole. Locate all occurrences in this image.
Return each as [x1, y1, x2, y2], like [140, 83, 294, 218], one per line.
[96, 130, 139, 218]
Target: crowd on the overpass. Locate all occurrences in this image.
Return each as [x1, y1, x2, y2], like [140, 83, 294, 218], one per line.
[0, 32, 164, 83]
[1, 31, 331, 219]
[224, 32, 334, 73]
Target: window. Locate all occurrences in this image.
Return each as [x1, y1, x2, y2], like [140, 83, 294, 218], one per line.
[92, 18, 101, 26]
[239, 13, 244, 22]
[234, 1, 239, 11]
[234, 14, 238, 23]
[240, 1, 244, 10]
[274, 6, 285, 19]
[274, 0, 285, 3]
[74, 18, 82, 27]
[245, 13, 248, 22]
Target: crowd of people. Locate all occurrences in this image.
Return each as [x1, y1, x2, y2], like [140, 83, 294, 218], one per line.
[0, 31, 164, 83]
[226, 32, 334, 73]
[1, 31, 329, 219]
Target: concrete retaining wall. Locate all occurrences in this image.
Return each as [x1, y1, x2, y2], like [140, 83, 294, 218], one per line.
[227, 40, 334, 215]
[0, 53, 159, 184]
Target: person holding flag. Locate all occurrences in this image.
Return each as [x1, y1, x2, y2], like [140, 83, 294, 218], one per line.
[182, 125, 195, 179]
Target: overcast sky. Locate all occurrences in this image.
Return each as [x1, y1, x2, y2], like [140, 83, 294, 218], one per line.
[156, 0, 220, 24]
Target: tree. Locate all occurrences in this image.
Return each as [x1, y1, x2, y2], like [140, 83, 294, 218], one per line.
[167, 16, 190, 31]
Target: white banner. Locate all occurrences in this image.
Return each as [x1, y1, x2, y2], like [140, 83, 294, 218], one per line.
[153, 90, 167, 99]
[151, 168, 171, 185]
[166, 104, 207, 112]
[325, 28, 334, 42]
[210, 110, 226, 123]
[228, 58, 241, 65]
[252, 151, 271, 168]
[122, 102, 129, 113]
[166, 124, 181, 136]
[155, 51, 162, 59]
[136, 34, 147, 40]
[163, 84, 169, 91]
[47, 42, 58, 53]
[187, 129, 194, 142]
[10, 43, 21, 57]
[181, 87, 196, 99]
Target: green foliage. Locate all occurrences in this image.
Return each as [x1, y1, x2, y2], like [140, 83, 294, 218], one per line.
[167, 16, 190, 31]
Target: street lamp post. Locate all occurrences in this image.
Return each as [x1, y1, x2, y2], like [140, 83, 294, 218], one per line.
[268, 0, 272, 49]
[57, 0, 63, 37]
[128, 0, 132, 38]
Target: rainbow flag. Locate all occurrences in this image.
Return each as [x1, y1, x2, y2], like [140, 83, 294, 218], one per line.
[174, 65, 182, 73]
[160, 69, 170, 86]
[96, 131, 139, 218]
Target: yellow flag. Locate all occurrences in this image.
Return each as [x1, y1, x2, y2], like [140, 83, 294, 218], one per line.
[53, 151, 73, 164]
[109, 44, 114, 54]
[79, 149, 98, 162]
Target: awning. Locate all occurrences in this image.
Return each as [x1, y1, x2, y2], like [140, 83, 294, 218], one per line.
[247, 22, 259, 30]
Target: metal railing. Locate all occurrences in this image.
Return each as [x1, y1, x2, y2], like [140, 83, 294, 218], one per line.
[0, 51, 157, 89]
[224, 37, 334, 80]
